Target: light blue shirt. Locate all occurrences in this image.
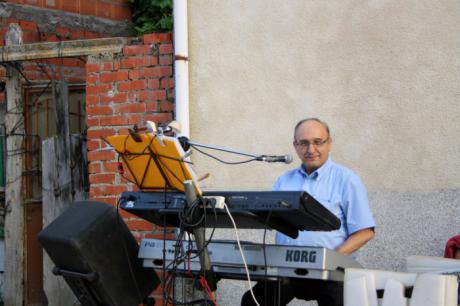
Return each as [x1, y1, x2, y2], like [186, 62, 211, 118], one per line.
[274, 158, 375, 251]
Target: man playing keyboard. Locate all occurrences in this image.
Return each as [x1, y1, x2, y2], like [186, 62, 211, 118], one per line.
[242, 118, 375, 306]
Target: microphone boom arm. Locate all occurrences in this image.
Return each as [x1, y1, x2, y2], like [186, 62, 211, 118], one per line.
[186, 139, 292, 164]
[187, 140, 260, 158]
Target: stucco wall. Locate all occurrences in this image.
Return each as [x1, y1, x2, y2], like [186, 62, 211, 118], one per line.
[188, 1, 460, 304]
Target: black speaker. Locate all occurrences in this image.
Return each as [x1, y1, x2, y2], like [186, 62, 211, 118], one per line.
[38, 201, 160, 306]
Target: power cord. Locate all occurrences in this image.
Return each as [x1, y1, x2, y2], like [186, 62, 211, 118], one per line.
[223, 203, 260, 306]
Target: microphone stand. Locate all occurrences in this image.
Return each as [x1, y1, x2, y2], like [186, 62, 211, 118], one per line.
[186, 140, 260, 159]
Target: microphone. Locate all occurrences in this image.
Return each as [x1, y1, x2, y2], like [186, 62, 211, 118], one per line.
[256, 154, 293, 164]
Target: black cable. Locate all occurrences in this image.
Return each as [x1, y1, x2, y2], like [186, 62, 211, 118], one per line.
[262, 211, 272, 306]
[190, 144, 257, 165]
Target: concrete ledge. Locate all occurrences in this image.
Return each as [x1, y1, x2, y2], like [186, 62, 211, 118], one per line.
[0, 37, 128, 62]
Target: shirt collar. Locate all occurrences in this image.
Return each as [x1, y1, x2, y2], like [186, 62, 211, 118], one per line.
[298, 158, 333, 179]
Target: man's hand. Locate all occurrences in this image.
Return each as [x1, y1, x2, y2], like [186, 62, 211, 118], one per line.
[335, 228, 375, 256]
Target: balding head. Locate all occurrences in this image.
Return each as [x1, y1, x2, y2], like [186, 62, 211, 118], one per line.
[293, 118, 332, 173]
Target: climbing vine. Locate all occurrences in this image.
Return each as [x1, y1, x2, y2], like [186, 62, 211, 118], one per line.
[128, 0, 173, 34]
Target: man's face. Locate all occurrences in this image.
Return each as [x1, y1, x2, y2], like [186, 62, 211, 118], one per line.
[293, 121, 332, 173]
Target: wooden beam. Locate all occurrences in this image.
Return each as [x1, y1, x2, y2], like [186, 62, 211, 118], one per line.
[0, 37, 128, 62]
[3, 23, 25, 305]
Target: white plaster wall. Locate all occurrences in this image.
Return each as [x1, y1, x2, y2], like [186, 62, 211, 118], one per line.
[187, 1, 460, 304]
[189, 0, 460, 192]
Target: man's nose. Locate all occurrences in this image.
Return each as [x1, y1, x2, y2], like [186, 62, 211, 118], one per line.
[307, 144, 316, 153]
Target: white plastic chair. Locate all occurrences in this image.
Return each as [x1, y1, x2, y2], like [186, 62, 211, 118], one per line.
[344, 268, 458, 306]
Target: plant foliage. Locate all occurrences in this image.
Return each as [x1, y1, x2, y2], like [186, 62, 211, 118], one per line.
[129, 0, 173, 34]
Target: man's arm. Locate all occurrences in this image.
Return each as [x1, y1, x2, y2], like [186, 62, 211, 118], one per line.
[335, 228, 375, 256]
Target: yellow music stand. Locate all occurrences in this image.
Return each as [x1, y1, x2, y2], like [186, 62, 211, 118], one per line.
[106, 133, 201, 194]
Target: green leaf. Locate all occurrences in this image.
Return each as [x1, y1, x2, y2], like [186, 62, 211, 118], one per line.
[130, 0, 173, 35]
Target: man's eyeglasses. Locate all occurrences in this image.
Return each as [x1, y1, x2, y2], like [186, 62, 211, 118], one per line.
[294, 137, 329, 148]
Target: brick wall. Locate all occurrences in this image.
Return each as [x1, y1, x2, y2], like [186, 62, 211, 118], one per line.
[5, 0, 131, 21]
[85, 33, 175, 233]
[85, 34, 175, 302]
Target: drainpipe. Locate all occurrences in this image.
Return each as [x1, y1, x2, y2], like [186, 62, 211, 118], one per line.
[173, 0, 190, 137]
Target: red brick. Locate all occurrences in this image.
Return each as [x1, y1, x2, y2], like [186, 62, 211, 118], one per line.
[90, 185, 128, 197]
[103, 162, 120, 173]
[147, 79, 160, 89]
[89, 173, 116, 184]
[160, 101, 174, 112]
[126, 220, 154, 231]
[96, 1, 111, 19]
[144, 113, 172, 124]
[117, 103, 146, 113]
[86, 128, 116, 139]
[146, 102, 158, 112]
[86, 75, 98, 85]
[62, 0, 78, 13]
[86, 62, 113, 73]
[112, 4, 131, 21]
[99, 71, 129, 83]
[87, 150, 116, 161]
[143, 33, 172, 44]
[120, 57, 150, 69]
[123, 45, 152, 56]
[19, 20, 37, 31]
[160, 77, 173, 89]
[87, 139, 101, 151]
[56, 26, 71, 38]
[103, 185, 128, 195]
[86, 118, 99, 126]
[22, 31, 40, 43]
[100, 92, 128, 104]
[151, 66, 172, 77]
[86, 63, 102, 73]
[80, 1, 97, 16]
[88, 162, 102, 174]
[87, 105, 113, 116]
[62, 58, 84, 67]
[138, 90, 166, 101]
[128, 69, 143, 80]
[159, 43, 173, 54]
[113, 92, 128, 103]
[86, 94, 99, 105]
[116, 209, 139, 219]
[99, 114, 142, 126]
[117, 80, 146, 92]
[86, 83, 112, 95]
[70, 29, 86, 40]
[84, 31, 102, 39]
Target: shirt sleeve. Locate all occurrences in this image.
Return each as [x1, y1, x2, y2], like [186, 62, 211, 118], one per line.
[342, 172, 376, 235]
[272, 176, 281, 191]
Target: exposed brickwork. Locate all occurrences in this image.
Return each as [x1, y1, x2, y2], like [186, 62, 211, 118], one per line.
[85, 33, 174, 296]
[5, 0, 131, 21]
[86, 35, 174, 301]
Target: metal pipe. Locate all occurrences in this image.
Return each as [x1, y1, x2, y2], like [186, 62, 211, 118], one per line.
[173, 0, 190, 137]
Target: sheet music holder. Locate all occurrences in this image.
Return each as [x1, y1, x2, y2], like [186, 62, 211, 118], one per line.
[106, 133, 201, 194]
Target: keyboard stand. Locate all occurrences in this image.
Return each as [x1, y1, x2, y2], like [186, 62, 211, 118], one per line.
[184, 180, 218, 291]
